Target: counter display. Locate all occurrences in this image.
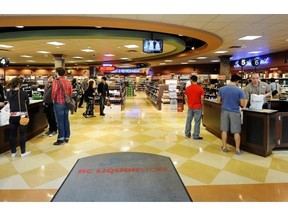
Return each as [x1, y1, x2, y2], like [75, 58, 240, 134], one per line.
[203, 99, 287, 157]
[0, 100, 48, 154]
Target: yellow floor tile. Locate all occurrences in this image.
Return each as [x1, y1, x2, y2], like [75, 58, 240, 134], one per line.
[270, 157, 288, 174]
[224, 159, 268, 182]
[21, 162, 68, 188]
[0, 163, 18, 179]
[177, 160, 221, 184]
[166, 144, 199, 158]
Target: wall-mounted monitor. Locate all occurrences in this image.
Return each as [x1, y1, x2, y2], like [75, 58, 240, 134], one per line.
[143, 39, 163, 53]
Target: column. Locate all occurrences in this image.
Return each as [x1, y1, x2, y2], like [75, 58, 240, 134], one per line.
[52, 54, 66, 68]
[218, 55, 232, 79]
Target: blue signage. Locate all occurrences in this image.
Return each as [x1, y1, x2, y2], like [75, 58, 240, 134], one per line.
[234, 57, 269, 68]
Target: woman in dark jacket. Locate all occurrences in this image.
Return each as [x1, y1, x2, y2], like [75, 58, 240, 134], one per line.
[6, 77, 30, 158]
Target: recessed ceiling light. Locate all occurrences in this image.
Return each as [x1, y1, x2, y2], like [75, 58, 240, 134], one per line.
[15, 26, 24, 28]
[164, 60, 173, 62]
[181, 62, 188, 64]
[20, 55, 32, 58]
[188, 60, 196, 62]
[159, 63, 166, 65]
[26, 60, 36, 62]
[124, 45, 139, 49]
[211, 60, 220, 62]
[214, 51, 228, 54]
[81, 49, 95, 52]
[85, 60, 94, 62]
[95, 26, 102, 28]
[104, 54, 115, 57]
[238, 36, 262, 40]
[47, 41, 65, 46]
[36, 51, 50, 54]
[120, 58, 131, 60]
[248, 51, 262, 54]
[0, 44, 13, 48]
[197, 57, 207, 59]
[73, 56, 83, 59]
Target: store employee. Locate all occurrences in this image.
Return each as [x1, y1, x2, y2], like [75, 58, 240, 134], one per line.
[244, 73, 271, 107]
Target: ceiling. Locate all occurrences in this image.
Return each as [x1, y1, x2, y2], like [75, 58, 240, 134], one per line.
[0, 14, 288, 69]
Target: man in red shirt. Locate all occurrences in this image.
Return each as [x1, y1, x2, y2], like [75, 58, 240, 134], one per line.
[184, 75, 204, 140]
[51, 67, 73, 145]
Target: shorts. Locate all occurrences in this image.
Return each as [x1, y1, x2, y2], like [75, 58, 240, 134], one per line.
[220, 110, 241, 134]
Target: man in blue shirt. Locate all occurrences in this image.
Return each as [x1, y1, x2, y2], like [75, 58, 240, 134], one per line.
[216, 74, 247, 155]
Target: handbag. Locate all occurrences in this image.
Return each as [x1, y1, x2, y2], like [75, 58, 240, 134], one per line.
[58, 80, 76, 112]
[18, 90, 30, 126]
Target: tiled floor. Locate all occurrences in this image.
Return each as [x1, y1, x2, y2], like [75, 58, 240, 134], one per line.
[0, 91, 288, 202]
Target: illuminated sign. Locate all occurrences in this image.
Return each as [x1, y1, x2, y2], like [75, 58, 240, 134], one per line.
[99, 66, 116, 72]
[110, 68, 144, 73]
[234, 57, 269, 68]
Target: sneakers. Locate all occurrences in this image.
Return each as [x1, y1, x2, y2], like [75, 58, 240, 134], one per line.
[100, 113, 105, 116]
[185, 135, 191, 139]
[21, 151, 31, 158]
[11, 153, 17, 158]
[64, 139, 69, 143]
[43, 131, 51, 136]
[53, 140, 64, 145]
[193, 137, 203, 140]
[49, 131, 57, 137]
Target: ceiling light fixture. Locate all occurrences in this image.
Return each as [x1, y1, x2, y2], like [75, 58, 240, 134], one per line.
[0, 44, 13, 48]
[47, 41, 65, 46]
[214, 51, 228, 54]
[20, 55, 32, 58]
[124, 45, 139, 49]
[81, 49, 95, 52]
[15, 26, 24, 28]
[104, 54, 115, 57]
[73, 56, 83, 59]
[238, 36, 262, 40]
[196, 57, 207, 59]
[164, 60, 173, 62]
[37, 51, 50, 54]
[188, 60, 196, 62]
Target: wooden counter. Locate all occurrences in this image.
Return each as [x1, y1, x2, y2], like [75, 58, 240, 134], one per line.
[203, 99, 281, 157]
[0, 100, 48, 154]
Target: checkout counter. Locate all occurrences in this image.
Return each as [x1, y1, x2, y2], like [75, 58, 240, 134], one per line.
[203, 99, 288, 157]
[0, 100, 48, 154]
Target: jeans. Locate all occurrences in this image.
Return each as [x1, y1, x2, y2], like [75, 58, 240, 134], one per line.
[99, 96, 106, 114]
[185, 108, 202, 138]
[9, 116, 27, 154]
[54, 102, 70, 141]
[44, 103, 57, 132]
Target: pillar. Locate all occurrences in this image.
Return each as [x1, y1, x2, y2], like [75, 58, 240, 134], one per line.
[52, 54, 66, 68]
[89, 66, 97, 78]
[218, 55, 232, 79]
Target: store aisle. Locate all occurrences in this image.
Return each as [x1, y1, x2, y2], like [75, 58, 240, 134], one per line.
[0, 91, 288, 201]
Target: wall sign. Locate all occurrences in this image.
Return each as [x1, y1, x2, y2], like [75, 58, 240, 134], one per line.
[239, 58, 247, 66]
[234, 57, 269, 68]
[251, 58, 261, 67]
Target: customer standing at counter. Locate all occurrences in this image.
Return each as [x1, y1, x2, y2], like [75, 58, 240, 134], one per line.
[52, 67, 73, 145]
[6, 77, 30, 157]
[217, 75, 246, 154]
[184, 75, 204, 140]
[43, 75, 57, 137]
[244, 73, 271, 108]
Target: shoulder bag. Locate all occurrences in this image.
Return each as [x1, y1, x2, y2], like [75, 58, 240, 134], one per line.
[18, 90, 30, 126]
[58, 79, 75, 112]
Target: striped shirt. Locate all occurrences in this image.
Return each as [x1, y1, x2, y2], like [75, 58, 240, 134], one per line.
[52, 77, 73, 104]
